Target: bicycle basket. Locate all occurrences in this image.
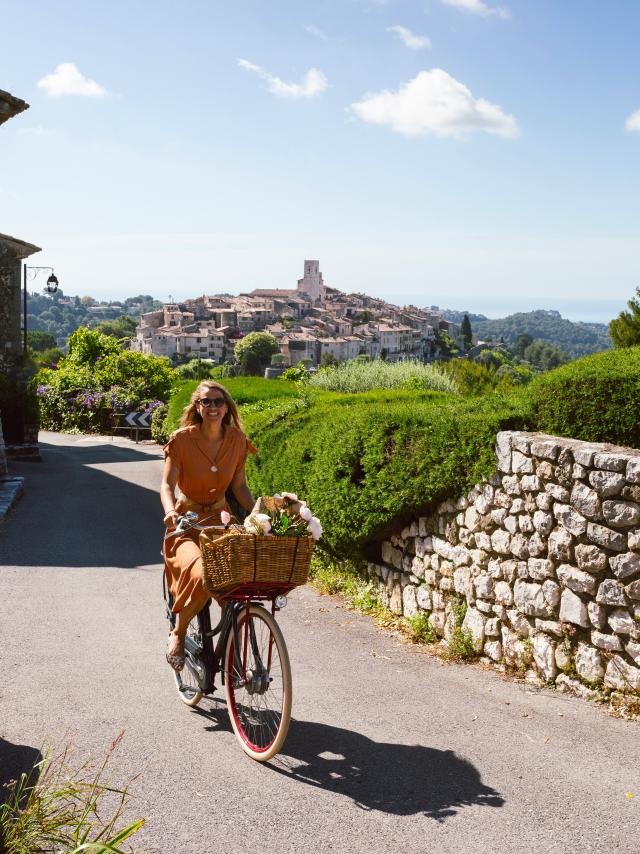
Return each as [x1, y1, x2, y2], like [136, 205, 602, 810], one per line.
[199, 526, 315, 595]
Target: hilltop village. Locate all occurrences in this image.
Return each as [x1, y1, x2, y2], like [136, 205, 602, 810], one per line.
[132, 261, 464, 367]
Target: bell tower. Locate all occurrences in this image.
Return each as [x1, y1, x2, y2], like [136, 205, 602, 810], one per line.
[297, 260, 325, 303]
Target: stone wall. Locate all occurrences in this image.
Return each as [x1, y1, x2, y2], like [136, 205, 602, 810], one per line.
[367, 432, 640, 700]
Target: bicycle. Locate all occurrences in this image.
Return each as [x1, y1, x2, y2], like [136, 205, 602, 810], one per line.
[163, 513, 293, 761]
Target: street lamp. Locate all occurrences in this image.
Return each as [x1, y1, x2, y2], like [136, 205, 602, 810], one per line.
[23, 265, 60, 352]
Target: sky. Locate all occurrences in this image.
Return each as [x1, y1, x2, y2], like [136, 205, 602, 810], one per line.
[1, 0, 640, 322]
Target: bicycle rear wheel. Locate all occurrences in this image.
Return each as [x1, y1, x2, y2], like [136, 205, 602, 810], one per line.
[224, 605, 292, 761]
[174, 608, 213, 707]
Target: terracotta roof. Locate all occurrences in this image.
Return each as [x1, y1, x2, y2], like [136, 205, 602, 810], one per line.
[0, 90, 29, 127]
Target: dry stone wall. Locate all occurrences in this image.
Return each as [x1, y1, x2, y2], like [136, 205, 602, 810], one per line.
[367, 431, 640, 700]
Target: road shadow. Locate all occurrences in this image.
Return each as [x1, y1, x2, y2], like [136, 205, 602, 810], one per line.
[0, 440, 163, 568]
[268, 719, 504, 822]
[0, 737, 41, 804]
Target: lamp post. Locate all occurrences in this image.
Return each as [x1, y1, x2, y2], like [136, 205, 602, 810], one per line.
[23, 265, 59, 353]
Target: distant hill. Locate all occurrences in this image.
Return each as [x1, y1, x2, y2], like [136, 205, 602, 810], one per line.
[468, 310, 611, 360]
[26, 292, 162, 347]
[441, 310, 489, 325]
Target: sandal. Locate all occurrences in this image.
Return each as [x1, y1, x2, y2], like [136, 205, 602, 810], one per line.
[166, 632, 185, 672]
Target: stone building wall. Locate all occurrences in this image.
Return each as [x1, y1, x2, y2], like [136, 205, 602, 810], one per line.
[367, 431, 640, 700]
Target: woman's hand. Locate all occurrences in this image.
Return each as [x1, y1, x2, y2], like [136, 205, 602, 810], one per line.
[163, 510, 180, 528]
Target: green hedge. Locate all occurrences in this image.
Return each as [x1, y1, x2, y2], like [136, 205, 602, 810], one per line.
[244, 392, 525, 561]
[528, 347, 640, 448]
[166, 377, 301, 433]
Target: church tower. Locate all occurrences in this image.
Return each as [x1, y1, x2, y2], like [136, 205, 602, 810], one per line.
[297, 260, 325, 303]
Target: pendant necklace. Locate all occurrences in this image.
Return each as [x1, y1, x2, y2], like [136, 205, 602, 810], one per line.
[198, 428, 225, 492]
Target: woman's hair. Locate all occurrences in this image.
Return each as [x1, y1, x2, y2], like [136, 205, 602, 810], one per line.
[179, 381, 243, 431]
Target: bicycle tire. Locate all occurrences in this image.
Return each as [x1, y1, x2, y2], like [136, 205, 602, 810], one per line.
[224, 605, 292, 761]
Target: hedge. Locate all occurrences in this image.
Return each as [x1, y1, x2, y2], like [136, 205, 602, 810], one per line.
[244, 391, 526, 561]
[527, 347, 640, 448]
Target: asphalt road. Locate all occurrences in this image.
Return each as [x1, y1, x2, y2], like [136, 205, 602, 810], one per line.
[1, 431, 639, 854]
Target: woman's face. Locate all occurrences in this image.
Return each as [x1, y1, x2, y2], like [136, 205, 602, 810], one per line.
[196, 385, 228, 426]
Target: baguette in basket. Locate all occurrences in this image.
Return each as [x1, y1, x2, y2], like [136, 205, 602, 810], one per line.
[199, 493, 322, 595]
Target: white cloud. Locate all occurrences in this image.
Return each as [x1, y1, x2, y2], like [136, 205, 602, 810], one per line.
[37, 62, 108, 97]
[349, 68, 519, 139]
[238, 59, 328, 99]
[387, 25, 431, 50]
[305, 24, 329, 41]
[625, 109, 640, 133]
[441, 0, 510, 20]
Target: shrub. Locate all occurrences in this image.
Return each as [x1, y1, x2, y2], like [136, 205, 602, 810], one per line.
[245, 390, 525, 560]
[528, 347, 640, 447]
[405, 611, 436, 644]
[151, 403, 170, 445]
[308, 359, 455, 394]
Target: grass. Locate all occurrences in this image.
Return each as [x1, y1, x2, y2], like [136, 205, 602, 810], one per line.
[405, 611, 436, 644]
[442, 596, 477, 661]
[308, 359, 456, 394]
[0, 733, 144, 854]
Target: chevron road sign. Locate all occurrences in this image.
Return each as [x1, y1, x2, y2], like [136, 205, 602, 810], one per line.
[124, 411, 151, 428]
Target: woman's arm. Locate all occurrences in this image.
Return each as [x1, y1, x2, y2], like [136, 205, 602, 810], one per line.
[161, 456, 181, 527]
[231, 465, 255, 513]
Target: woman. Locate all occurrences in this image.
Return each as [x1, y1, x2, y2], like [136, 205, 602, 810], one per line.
[161, 381, 256, 670]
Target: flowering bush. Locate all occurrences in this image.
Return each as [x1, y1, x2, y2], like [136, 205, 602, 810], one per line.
[33, 326, 176, 432]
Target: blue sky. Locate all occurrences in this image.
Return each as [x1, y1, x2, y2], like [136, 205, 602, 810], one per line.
[1, 0, 639, 321]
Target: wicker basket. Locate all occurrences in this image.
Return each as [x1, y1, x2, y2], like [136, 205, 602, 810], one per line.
[200, 525, 315, 595]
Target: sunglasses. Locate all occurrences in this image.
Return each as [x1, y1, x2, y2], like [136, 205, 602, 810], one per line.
[198, 396, 227, 408]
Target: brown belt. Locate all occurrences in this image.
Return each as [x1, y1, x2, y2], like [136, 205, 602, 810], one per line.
[175, 495, 226, 514]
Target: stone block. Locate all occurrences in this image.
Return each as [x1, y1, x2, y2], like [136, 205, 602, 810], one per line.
[575, 643, 605, 683]
[604, 655, 640, 692]
[533, 633, 557, 681]
[608, 607, 635, 636]
[474, 574, 494, 600]
[491, 529, 512, 555]
[402, 584, 418, 618]
[588, 601, 607, 630]
[589, 470, 625, 498]
[555, 641, 572, 671]
[504, 515, 518, 534]
[416, 586, 432, 610]
[491, 508, 508, 526]
[556, 564, 598, 596]
[494, 580, 513, 606]
[508, 608, 533, 636]
[542, 579, 561, 610]
[503, 475, 522, 496]
[609, 552, 640, 581]
[587, 522, 627, 552]
[475, 494, 491, 516]
[554, 503, 587, 536]
[501, 627, 520, 667]
[521, 475, 541, 492]
[536, 460, 555, 480]
[509, 498, 525, 514]
[389, 582, 403, 614]
[476, 599, 493, 614]
[548, 527, 574, 562]
[533, 510, 553, 536]
[602, 499, 640, 529]
[429, 609, 446, 637]
[528, 533, 546, 557]
[512, 434, 532, 453]
[530, 438, 561, 461]
[494, 490, 511, 509]
[626, 579, 640, 601]
[501, 560, 521, 583]
[626, 458, 640, 484]
[510, 533, 530, 560]
[596, 579, 628, 606]
[572, 446, 597, 467]
[474, 531, 492, 551]
[519, 514, 534, 533]
[452, 545, 471, 567]
[575, 544, 608, 575]
[483, 640, 503, 661]
[453, 566, 472, 596]
[527, 558, 555, 581]
[622, 485, 640, 502]
[536, 492, 554, 511]
[559, 589, 589, 627]
[593, 452, 627, 473]
[461, 607, 485, 653]
[495, 432, 513, 473]
[591, 630, 623, 652]
[625, 641, 640, 666]
[464, 506, 479, 532]
[546, 483, 570, 503]
[485, 617, 501, 637]
[514, 580, 551, 618]
[535, 618, 563, 637]
[572, 463, 587, 480]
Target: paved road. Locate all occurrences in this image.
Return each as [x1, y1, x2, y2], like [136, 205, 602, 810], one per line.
[1, 431, 639, 853]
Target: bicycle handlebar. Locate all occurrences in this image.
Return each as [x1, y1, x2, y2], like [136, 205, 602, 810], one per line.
[165, 512, 229, 539]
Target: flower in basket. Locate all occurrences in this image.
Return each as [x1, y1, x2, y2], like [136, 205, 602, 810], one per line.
[244, 512, 272, 535]
[220, 510, 232, 526]
[246, 495, 323, 541]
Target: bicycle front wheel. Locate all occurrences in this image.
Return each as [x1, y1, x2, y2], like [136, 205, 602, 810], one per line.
[224, 605, 292, 761]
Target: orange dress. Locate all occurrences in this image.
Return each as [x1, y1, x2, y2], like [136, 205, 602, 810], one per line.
[163, 424, 256, 613]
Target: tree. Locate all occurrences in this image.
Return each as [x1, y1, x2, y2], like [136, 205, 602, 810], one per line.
[460, 314, 473, 351]
[27, 331, 57, 352]
[321, 351, 338, 367]
[514, 333, 533, 358]
[610, 287, 640, 348]
[94, 316, 137, 341]
[80, 296, 97, 306]
[233, 332, 280, 376]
